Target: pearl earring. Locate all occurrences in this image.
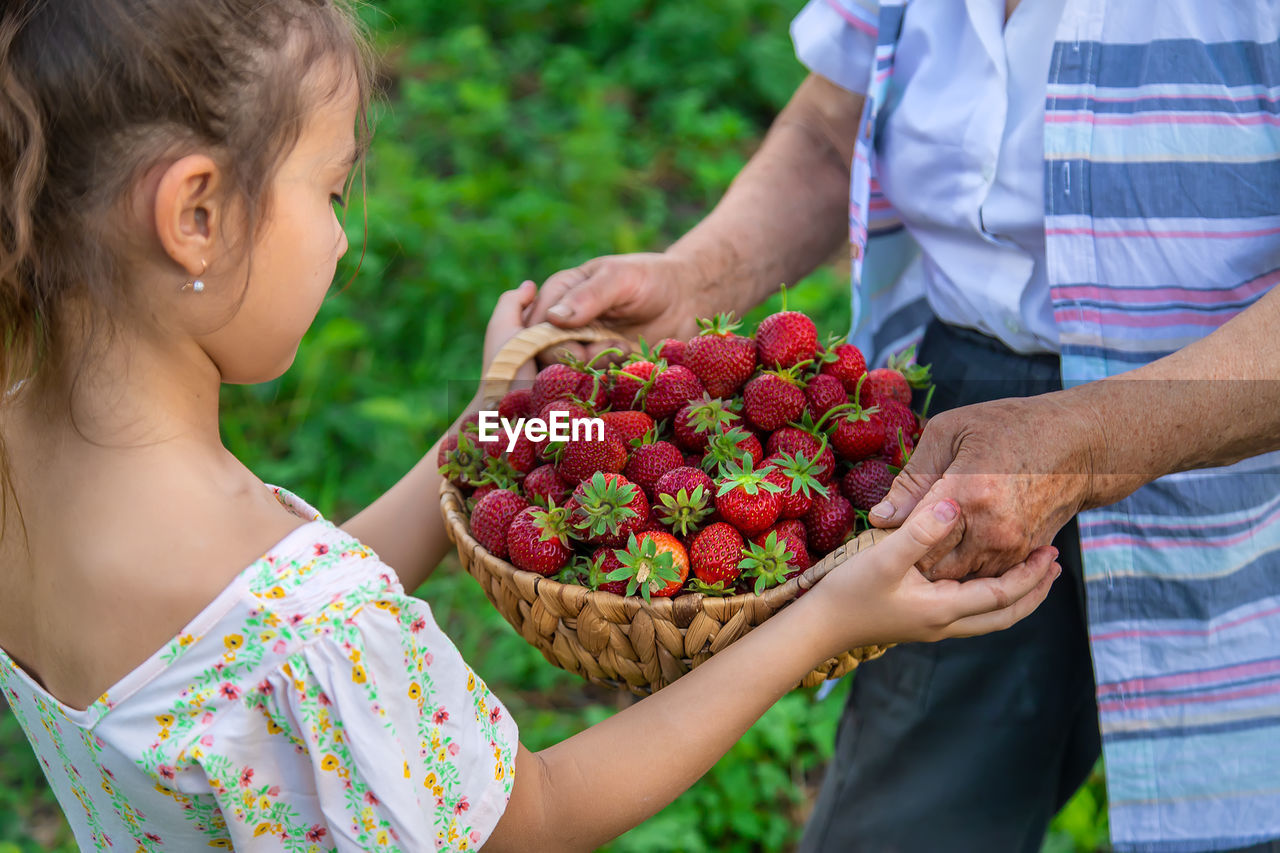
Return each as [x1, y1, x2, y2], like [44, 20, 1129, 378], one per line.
[182, 259, 208, 293]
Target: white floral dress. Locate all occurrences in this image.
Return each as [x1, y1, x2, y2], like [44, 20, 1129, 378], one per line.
[0, 487, 517, 852]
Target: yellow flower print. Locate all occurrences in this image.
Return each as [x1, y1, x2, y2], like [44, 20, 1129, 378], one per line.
[178, 634, 195, 647]
[158, 728, 170, 741]
[265, 586, 286, 599]
[495, 763, 505, 781]
[350, 649, 362, 663]
[208, 839, 233, 848]
[403, 761, 411, 779]
[352, 664, 367, 684]
[423, 771, 437, 789]
[101, 778, 114, 796]
[224, 634, 244, 651]
[263, 612, 281, 627]
[407, 683, 421, 701]
[259, 630, 276, 641]
[377, 830, 389, 845]
[320, 754, 340, 772]
[466, 672, 476, 691]
[155, 713, 175, 727]
[254, 823, 272, 837]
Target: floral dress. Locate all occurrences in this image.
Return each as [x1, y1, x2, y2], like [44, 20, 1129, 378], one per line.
[0, 487, 518, 852]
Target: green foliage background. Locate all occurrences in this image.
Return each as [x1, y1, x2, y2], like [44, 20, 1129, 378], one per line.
[0, 1, 1107, 849]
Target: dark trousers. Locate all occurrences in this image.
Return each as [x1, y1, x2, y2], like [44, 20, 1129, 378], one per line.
[798, 319, 1280, 853]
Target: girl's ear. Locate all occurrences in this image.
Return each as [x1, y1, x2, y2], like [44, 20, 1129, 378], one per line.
[153, 154, 224, 279]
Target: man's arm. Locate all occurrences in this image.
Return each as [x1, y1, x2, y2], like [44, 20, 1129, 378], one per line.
[526, 74, 865, 353]
[872, 283, 1280, 580]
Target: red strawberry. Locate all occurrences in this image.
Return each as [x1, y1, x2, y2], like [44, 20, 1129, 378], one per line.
[533, 398, 594, 457]
[530, 363, 588, 414]
[684, 313, 757, 398]
[886, 433, 915, 468]
[524, 464, 572, 506]
[652, 466, 716, 536]
[498, 388, 533, 421]
[606, 531, 690, 600]
[715, 455, 785, 537]
[673, 394, 741, 453]
[609, 360, 656, 410]
[654, 338, 687, 366]
[803, 493, 856, 554]
[861, 348, 933, 408]
[570, 472, 650, 547]
[764, 450, 831, 519]
[588, 546, 629, 595]
[556, 423, 628, 484]
[755, 309, 817, 370]
[819, 343, 868, 393]
[507, 504, 573, 575]
[702, 427, 764, 477]
[878, 399, 920, 450]
[470, 482, 497, 504]
[842, 459, 896, 512]
[469, 489, 529, 559]
[743, 368, 807, 432]
[601, 410, 655, 448]
[506, 432, 540, 475]
[804, 373, 848, 419]
[740, 527, 804, 594]
[643, 364, 705, 420]
[689, 522, 746, 585]
[828, 407, 885, 463]
[767, 425, 836, 484]
[763, 519, 814, 575]
[623, 439, 683, 498]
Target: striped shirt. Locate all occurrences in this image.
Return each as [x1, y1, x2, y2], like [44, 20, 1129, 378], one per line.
[793, 1, 1280, 850]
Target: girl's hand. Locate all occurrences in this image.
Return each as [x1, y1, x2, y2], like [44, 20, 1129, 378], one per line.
[816, 500, 1060, 654]
[483, 280, 539, 383]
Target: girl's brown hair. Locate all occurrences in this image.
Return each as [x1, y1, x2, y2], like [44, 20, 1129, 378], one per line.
[0, 0, 374, 528]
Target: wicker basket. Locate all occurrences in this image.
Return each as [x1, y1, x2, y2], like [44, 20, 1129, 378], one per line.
[440, 322, 892, 695]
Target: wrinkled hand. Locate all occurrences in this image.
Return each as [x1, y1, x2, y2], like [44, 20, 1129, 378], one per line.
[869, 394, 1101, 580]
[818, 499, 1061, 650]
[525, 253, 710, 364]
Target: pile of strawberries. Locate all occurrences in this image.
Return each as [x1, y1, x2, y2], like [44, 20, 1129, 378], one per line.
[440, 307, 932, 601]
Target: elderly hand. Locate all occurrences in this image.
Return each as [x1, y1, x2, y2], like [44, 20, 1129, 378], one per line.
[524, 252, 714, 364]
[868, 392, 1104, 580]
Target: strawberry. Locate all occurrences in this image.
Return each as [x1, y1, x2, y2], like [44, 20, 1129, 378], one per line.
[506, 432, 540, 475]
[530, 363, 588, 414]
[570, 472, 650, 547]
[819, 342, 868, 393]
[878, 399, 920, 451]
[743, 367, 807, 432]
[860, 350, 931, 408]
[469, 489, 529, 559]
[601, 410, 655, 448]
[767, 423, 837, 484]
[759, 519, 813, 577]
[643, 364, 705, 420]
[606, 531, 690, 600]
[842, 459, 896, 512]
[688, 522, 746, 585]
[740, 528, 801, 594]
[673, 394, 741, 453]
[623, 437, 683, 499]
[609, 360, 656, 410]
[498, 387, 533, 421]
[652, 466, 716, 536]
[804, 373, 848, 420]
[755, 308, 818, 370]
[507, 504, 573, 576]
[886, 433, 915, 468]
[764, 450, 831, 519]
[438, 432, 487, 488]
[715, 454, 785, 537]
[588, 546, 629, 595]
[654, 338, 687, 366]
[684, 313, 757, 398]
[803, 493, 856, 554]
[555, 423, 628, 485]
[533, 398, 594, 457]
[828, 405, 885, 463]
[701, 427, 764, 477]
[524, 464, 572, 507]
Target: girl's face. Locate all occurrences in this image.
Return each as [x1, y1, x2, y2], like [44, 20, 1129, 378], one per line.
[196, 72, 359, 384]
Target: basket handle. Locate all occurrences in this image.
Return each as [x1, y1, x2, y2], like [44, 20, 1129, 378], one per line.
[482, 322, 632, 385]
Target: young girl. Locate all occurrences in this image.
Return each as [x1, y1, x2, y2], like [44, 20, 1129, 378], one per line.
[0, 1, 1059, 850]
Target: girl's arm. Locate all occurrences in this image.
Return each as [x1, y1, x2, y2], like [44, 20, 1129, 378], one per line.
[342, 281, 538, 590]
[484, 502, 1061, 853]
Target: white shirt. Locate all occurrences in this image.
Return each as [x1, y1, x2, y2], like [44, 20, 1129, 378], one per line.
[798, 0, 1068, 354]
